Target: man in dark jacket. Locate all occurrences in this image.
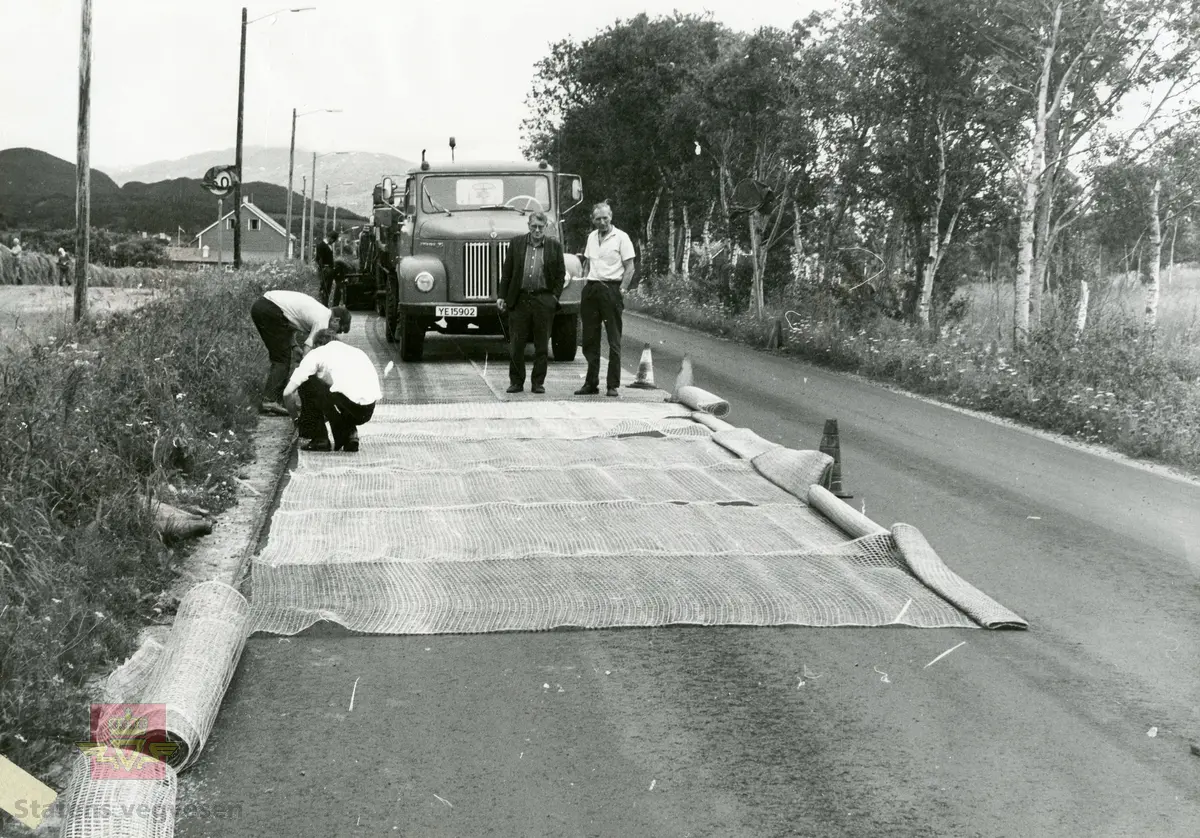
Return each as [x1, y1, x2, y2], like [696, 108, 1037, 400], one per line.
[315, 230, 340, 306]
[498, 212, 566, 394]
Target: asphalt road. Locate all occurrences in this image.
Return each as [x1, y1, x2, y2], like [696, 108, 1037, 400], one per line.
[177, 312, 1200, 838]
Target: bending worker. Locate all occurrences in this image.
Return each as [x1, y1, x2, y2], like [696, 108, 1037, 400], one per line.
[283, 329, 381, 452]
[497, 211, 566, 394]
[251, 289, 350, 417]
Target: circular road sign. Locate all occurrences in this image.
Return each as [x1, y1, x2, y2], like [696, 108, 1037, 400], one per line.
[202, 165, 239, 197]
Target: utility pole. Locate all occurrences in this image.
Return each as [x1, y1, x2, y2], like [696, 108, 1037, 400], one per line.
[309, 151, 317, 263]
[233, 7, 247, 269]
[299, 175, 308, 262]
[74, 0, 93, 322]
[323, 183, 329, 237]
[286, 107, 297, 259]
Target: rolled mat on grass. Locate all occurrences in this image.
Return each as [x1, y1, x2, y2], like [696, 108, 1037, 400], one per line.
[675, 385, 731, 418]
[57, 750, 177, 838]
[135, 581, 250, 771]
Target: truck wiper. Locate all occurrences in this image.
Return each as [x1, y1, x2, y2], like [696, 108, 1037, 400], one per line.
[478, 204, 526, 214]
[423, 185, 452, 216]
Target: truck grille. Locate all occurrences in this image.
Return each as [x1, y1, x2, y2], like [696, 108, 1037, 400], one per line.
[461, 241, 510, 300]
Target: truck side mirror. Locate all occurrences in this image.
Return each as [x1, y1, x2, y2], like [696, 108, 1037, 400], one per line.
[571, 180, 582, 201]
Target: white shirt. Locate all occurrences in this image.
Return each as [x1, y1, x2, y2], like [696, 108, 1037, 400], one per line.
[283, 340, 382, 405]
[583, 227, 635, 280]
[264, 289, 334, 347]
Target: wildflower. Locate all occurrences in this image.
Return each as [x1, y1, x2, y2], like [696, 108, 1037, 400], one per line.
[176, 393, 186, 400]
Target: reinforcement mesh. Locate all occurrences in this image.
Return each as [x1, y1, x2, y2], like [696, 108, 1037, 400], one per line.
[250, 352, 1026, 633]
[57, 751, 177, 838]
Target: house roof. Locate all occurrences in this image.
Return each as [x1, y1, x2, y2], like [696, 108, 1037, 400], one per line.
[193, 201, 295, 242]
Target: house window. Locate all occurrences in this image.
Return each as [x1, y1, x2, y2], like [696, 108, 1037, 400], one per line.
[248, 218, 261, 231]
[225, 219, 235, 230]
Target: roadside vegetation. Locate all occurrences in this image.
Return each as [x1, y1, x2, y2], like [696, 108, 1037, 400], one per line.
[628, 265, 1200, 474]
[0, 263, 308, 780]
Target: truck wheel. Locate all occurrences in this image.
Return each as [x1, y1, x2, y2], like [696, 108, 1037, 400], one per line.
[399, 314, 425, 362]
[551, 313, 578, 362]
[384, 277, 399, 344]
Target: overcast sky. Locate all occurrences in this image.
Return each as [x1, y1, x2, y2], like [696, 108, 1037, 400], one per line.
[1, 0, 837, 172]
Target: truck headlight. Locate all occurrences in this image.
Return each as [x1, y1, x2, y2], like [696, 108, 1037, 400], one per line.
[413, 271, 435, 292]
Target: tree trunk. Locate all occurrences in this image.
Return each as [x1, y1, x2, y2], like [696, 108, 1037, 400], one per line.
[748, 210, 765, 318]
[1142, 178, 1161, 329]
[1030, 111, 1059, 330]
[1075, 279, 1089, 337]
[1014, 2, 1061, 347]
[791, 199, 805, 285]
[1167, 216, 1178, 285]
[645, 186, 663, 272]
[681, 204, 692, 281]
[667, 196, 677, 276]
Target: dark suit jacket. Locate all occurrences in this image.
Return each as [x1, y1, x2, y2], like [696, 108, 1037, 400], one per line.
[499, 234, 566, 309]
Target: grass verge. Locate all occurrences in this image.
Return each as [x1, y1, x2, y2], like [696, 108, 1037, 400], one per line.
[627, 271, 1200, 475]
[0, 262, 310, 783]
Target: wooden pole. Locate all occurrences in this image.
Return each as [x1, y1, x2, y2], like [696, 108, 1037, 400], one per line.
[286, 107, 296, 258]
[233, 7, 247, 269]
[73, 0, 93, 322]
[309, 152, 317, 261]
[217, 198, 224, 267]
[323, 183, 329, 237]
[299, 175, 307, 262]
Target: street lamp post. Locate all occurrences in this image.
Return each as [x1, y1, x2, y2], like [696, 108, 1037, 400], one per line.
[299, 174, 308, 261]
[286, 107, 340, 258]
[234, 6, 315, 268]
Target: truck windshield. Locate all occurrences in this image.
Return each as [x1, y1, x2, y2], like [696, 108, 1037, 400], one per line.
[420, 174, 551, 213]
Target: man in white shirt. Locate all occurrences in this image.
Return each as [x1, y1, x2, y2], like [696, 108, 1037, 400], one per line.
[283, 330, 382, 452]
[575, 201, 635, 397]
[251, 289, 350, 417]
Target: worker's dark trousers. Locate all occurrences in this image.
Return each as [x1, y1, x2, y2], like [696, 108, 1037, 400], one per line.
[507, 292, 556, 389]
[297, 378, 376, 449]
[581, 281, 623, 390]
[250, 296, 292, 403]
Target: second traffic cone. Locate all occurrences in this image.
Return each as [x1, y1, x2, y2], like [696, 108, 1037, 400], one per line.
[629, 343, 656, 389]
[818, 418, 853, 499]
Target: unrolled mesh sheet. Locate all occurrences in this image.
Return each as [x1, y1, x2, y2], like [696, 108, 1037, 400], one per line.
[252, 391, 1027, 633]
[250, 537, 983, 636]
[57, 750, 177, 838]
[280, 462, 798, 510]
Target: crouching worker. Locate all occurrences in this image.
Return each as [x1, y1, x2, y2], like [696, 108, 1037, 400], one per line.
[250, 289, 351, 417]
[283, 329, 381, 452]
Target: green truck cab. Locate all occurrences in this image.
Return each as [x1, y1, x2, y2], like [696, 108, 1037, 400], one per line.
[365, 158, 584, 362]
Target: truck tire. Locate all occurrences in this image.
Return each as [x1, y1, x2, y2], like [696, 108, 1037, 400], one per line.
[551, 313, 578, 362]
[384, 277, 399, 344]
[399, 313, 425, 362]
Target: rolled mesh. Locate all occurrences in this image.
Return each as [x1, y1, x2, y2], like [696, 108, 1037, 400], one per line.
[711, 428, 779, 460]
[137, 581, 250, 770]
[807, 484, 889, 539]
[750, 448, 833, 498]
[891, 523, 1028, 629]
[103, 636, 166, 704]
[57, 750, 177, 838]
[691, 412, 736, 432]
[675, 385, 730, 417]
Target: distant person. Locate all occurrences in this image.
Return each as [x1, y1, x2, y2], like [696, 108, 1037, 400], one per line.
[11, 237, 22, 285]
[316, 230, 340, 306]
[57, 247, 72, 286]
[575, 201, 635, 397]
[250, 289, 350, 417]
[498, 211, 566, 394]
[283, 328, 381, 452]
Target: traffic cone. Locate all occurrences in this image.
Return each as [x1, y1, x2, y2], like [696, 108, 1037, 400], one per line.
[629, 343, 656, 389]
[668, 354, 695, 403]
[818, 418, 853, 499]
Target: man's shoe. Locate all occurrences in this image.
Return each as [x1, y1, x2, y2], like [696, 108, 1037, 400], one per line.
[506, 384, 524, 393]
[343, 440, 359, 453]
[260, 401, 290, 417]
[531, 386, 546, 394]
[302, 439, 332, 452]
[574, 385, 600, 396]
[606, 388, 620, 398]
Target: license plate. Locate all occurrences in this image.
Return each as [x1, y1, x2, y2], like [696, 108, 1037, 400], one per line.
[435, 305, 477, 317]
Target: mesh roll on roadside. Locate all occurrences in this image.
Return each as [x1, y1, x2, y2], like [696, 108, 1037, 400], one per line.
[808, 484, 889, 539]
[137, 581, 250, 771]
[711, 427, 780, 460]
[750, 448, 834, 500]
[57, 750, 177, 838]
[675, 385, 731, 418]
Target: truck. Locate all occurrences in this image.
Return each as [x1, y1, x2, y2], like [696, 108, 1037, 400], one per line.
[362, 156, 585, 362]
